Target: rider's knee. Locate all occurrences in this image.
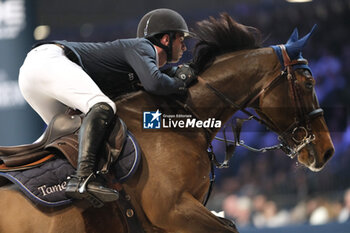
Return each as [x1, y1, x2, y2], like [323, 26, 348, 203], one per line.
[87, 98, 116, 114]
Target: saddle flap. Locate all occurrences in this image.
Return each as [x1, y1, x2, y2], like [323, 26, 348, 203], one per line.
[109, 119, 128, 159]
[45, 134, 79, 168]
[100, 118, 128, 174]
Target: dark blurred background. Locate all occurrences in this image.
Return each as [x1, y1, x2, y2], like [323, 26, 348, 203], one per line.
[0, 0, 349, 231]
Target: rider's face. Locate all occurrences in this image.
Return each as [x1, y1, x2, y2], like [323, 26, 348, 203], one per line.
[170, 33, 187, 63]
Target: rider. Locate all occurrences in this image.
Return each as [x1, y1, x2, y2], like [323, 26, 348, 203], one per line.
[18, 8, 196, 206]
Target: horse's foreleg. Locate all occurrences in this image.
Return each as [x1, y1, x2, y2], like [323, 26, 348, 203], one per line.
[147, 192, 238, 233]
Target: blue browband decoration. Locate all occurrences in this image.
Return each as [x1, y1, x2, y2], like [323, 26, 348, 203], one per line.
[271, 24, 317, 74]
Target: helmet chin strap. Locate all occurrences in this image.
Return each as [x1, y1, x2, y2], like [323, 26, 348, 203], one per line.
[148, 32, 174, 62]
[166, 36, 173, 62]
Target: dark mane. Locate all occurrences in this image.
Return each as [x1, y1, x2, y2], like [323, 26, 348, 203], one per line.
[190, 13, 262, 74]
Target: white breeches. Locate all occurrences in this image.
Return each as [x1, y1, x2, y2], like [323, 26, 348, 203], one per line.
[18, 44, 116, 124]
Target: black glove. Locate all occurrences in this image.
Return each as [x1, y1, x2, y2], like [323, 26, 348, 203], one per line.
[175, 64, 197, 87]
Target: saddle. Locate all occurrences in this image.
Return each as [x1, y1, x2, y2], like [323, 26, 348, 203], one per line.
[0, 113, 127, 171]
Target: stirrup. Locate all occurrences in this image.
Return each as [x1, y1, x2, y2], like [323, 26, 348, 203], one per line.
[66, 173, 119, 208]
[78, 173, 94, 194]
[66, 173, 104, 208]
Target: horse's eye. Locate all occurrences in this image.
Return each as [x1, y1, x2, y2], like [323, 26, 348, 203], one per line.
[305, 82, 313, 89]
[304, 70, 311, 76]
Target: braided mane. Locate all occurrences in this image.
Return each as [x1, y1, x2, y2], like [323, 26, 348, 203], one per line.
[191, 13, 262, 74]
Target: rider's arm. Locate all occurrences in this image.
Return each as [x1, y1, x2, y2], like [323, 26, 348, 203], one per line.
[124, 41, 185, 95]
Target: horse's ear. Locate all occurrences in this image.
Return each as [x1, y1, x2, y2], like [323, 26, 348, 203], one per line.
[285, 24, 317, 59]
[287, 28, 299, 44]
[296, 24, 317, 49]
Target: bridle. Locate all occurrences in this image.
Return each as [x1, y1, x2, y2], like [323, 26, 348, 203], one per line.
[264, 45, 324, 158]
[209, 45, 323, 161]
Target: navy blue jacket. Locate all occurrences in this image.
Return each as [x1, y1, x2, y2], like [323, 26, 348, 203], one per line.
[52, 38, 184, 96]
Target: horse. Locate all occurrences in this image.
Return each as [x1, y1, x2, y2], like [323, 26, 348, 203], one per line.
[0, 14, 334, 233]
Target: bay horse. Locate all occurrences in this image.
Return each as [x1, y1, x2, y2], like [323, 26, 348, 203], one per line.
[0, 14, 334, 233]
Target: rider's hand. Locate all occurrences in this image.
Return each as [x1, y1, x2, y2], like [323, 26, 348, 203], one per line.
[175, 64, 197, 87]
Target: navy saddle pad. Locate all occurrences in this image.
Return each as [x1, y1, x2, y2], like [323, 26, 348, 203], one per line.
[0, 131, 141, 207]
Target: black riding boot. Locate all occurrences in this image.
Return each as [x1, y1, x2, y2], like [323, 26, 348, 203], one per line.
[65, 102, 119, 207]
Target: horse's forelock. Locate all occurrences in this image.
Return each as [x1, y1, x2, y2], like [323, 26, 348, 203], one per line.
[191, 13, 262, 74]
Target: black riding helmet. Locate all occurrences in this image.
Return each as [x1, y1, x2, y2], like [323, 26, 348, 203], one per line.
[137, 8, 192, 62]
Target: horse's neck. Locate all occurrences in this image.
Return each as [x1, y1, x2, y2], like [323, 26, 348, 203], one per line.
[188, 47, 281, 137]
[116, 47, 281, 141]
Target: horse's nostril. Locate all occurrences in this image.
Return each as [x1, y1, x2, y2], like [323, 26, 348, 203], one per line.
[324, 148, 334, 163]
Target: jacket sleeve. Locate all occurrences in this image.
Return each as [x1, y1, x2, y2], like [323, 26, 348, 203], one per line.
[124, 42, 184, 95]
